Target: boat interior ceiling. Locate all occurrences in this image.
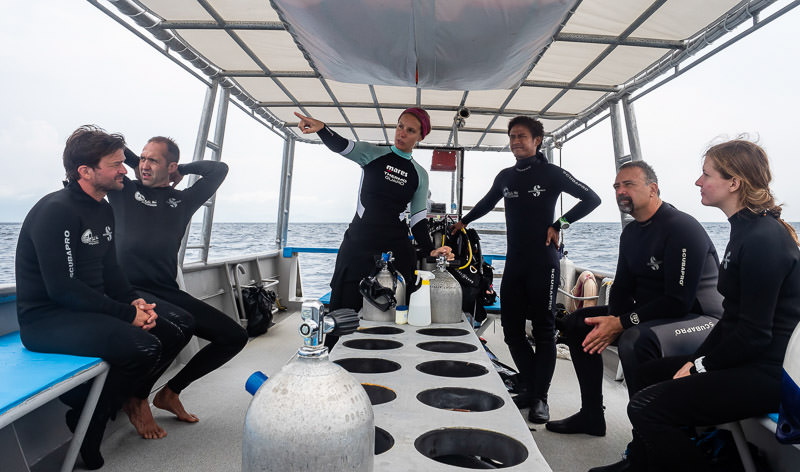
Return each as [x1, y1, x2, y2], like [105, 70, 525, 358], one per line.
[95, 0, 797, 150]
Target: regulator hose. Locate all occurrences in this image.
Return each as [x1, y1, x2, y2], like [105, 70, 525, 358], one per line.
[457, 227, 473, 270]
[327, 308, 360, 336]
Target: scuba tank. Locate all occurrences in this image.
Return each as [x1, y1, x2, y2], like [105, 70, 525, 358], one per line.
[408, 270, 434, 326]
[242, 301, 373, 471]
[429, 254, 463, 324]
[359, 252, 403, 322]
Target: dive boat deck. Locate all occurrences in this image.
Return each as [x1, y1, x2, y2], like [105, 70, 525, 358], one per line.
[50, 309, 633, 472]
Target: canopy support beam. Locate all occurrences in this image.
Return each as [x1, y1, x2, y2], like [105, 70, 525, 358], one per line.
[275, 136, 296, 248]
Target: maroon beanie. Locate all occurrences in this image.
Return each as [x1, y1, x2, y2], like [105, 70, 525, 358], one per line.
[401, 107, 431, 139]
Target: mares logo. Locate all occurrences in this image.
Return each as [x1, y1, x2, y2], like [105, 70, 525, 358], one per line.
[64, 230, 74, 278]
[678, 248, 687, 286]
[384, 165, 408, 186]
[166, 197, 181, 208]
[674, 321, 714, 336]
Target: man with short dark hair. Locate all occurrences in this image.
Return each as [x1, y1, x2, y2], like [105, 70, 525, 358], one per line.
[108, 136, 247, 432]
[546, 161, 723, 472]
[453, 116, 601, 423]
[15, 125, 193, 469]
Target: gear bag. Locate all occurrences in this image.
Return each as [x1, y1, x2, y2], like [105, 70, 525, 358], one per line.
[444, 226, 496, 321]
[241, 285, 276, 337]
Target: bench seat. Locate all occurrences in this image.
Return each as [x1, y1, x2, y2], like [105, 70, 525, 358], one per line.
[0, 332, 109, 472]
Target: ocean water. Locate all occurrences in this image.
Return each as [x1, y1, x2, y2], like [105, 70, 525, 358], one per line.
[3, 221, 794, 298]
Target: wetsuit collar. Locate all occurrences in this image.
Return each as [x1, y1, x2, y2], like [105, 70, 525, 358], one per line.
[514, 152, 546, 170]
[728, 208, 758, 228]
[391, 145, 413, 160]
[65, 179, 99, 201]
[637, 201, 669, 227]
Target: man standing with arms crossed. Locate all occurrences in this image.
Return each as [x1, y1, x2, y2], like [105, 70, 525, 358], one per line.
[16, 125, 193, 468]
[108, 136, 247, 437]
[452, 116, 601, 423]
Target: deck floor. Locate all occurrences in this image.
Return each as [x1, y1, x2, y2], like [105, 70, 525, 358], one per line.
[73, 311, 632, 472]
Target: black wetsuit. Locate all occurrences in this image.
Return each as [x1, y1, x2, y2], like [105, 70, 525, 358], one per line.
[560, 202, 723, 416]
[628, 210, 800, 471]
[317, 126, 434, 313]
[462, 152, 600, 399]
[107, 151, 247, 395]
[15, 181, 193, 462]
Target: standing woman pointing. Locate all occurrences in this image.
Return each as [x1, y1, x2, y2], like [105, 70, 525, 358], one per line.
[295, 109, 451, 338]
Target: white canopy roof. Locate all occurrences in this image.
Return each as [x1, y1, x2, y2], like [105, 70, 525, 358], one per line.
[97, 0, 791, 150]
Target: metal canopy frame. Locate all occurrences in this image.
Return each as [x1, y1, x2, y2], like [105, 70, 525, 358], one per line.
[88, 0, 799, 250]
[91, 0, 798, 152]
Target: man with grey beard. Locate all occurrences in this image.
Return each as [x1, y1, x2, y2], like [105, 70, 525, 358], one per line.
[546, 161, 723, 472]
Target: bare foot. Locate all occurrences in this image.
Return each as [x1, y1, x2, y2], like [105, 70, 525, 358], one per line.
[123, 398, 167, 439]
[153, 386, 199, 423]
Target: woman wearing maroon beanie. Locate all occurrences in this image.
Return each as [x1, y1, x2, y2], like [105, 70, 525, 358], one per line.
[295, 109, 450, 345]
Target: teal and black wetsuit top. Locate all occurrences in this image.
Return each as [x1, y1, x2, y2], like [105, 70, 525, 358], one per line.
[318, 125, 434, 254]
[15, 181, 139, 324]
[107, 150, 228, 290]
[318, 126, 434, 308]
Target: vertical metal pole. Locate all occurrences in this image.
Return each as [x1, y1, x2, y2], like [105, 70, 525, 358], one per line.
[451, 121, 459, 214]
[543, 145, 554, 164]
[275, 136, 296, 248]
[609, 100, 634, 227]
[455, 149, 465, 218]
[622, 94, 643, 162]
[179, 79, 219, 268]
[199, 87, 230, 263]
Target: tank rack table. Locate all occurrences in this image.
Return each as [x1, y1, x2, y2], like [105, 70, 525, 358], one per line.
[329, 317, 551, 471]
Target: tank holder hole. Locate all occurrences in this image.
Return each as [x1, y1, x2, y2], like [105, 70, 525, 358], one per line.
[334, 358, 401, 374]
[416, 360, 488, 378]
[356, 326, 405, 335]
[343, 339, 403, 350]
[417, 328, 470, 337]
[375, 426, 394, 455]
[417, 387, 504, 412]
[362, 383, 397, 405]
[414, 428, 528, 469]
[417, 341, 477, 353]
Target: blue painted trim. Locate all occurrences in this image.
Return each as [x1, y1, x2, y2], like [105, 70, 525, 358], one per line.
[0, 295, 16, 304]
[484, 254, 506, 263]
[282, 247, 339, 258]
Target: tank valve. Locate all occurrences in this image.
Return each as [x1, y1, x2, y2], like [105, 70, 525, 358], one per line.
[299, 300, 359, 352]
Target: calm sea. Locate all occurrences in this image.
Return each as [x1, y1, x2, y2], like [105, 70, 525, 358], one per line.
[3, 221, 795, 298]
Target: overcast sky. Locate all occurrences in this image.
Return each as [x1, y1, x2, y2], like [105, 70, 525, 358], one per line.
[1, 1, 799, 224]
